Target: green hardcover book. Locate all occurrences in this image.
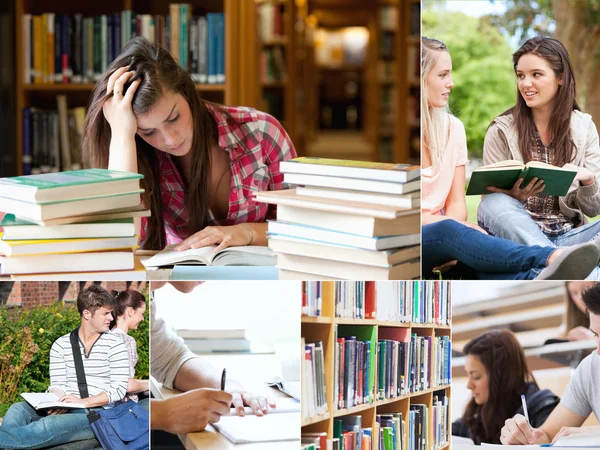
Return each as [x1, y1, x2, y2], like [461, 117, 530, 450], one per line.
[383, 427, 394, 450]
[0, 169, 143, 203]
[466, 160, 577, 196]
[180, 4, 189, 71]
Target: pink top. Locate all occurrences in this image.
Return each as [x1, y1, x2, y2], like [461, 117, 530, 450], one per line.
[422, 115, 469, 216]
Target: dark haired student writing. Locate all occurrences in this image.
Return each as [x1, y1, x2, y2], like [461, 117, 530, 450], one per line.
[83, 37, 296, 251]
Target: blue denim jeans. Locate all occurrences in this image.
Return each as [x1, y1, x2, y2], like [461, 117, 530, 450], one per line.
[0, 398, 149, 449]
[478, 193, 600, 280]
[0, 402, 95, 449]
[423, 219, 554, 280]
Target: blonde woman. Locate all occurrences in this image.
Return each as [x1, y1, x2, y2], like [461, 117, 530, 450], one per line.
[421, 37, 598, 280]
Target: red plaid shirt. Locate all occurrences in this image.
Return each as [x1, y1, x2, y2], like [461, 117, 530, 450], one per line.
[141, 104, 296, 246]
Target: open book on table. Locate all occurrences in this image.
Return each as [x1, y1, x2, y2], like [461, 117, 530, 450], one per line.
[143, 244, 277, 267]
[20, 392, 86, 410]
[466, 160, 577, 196]
[213, 398, 300, 443]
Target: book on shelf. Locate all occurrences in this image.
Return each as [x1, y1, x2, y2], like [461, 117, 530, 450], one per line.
[302, 339, 328, 420]
[257, 188, 417, 219]
[0, 234, 138, 257]
[301, 433, 327, 450]
[335, 325, 376, 410]
[278, 253, 420, 281]
[20, 392, 85, 411]
[281, 157, 421, 184]
[0, 250, 135, 275]
[268, 221, 420, 251]
[277, 204, 419, 237]
[258, 2, 285, 42]
[0, 191, 143, 222]
[466, 160, 578, 196]
[143, 244, 276, 267]
[269, 235, 420, 268]
[0, 169, 143, 203]
[0, 216, 135, 240]
[296, 186, 420, 209]
[302, 281, 323, 317]
[334, 281, 367, 320]
[283, 173, 420, 195]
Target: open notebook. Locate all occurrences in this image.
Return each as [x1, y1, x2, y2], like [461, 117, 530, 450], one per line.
[213, 398, 300, 443]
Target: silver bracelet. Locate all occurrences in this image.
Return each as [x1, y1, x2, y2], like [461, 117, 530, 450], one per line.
[240, 223, 254, 246]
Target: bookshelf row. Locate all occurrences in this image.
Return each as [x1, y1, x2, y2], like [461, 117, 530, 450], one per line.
[21, 7, 225, 86]
[301, 281, 451, 450]
[303, 281, 450, 326]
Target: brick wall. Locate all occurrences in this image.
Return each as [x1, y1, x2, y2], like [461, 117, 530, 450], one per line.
[2, 281, 147, 308]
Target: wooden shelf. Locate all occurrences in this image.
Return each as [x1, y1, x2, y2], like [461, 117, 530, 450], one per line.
[261, 81, 287, 88]
[262, 37, 289, 46]
[23, 84, 96, 91]
[301, 316, 332, 324]
[333, 401, 377, 418]
[408, 36, 420, 45]
[301, 412, 330, 427]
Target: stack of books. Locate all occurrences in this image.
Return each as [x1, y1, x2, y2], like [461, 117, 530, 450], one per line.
[0, 169, 149, 279]
[254, 157, 421, 280]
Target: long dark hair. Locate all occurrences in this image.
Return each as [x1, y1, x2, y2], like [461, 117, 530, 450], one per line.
[82, 36, 218, 249]
[109, 289, 146, 329]
[500, 36, 579, 166]
[462, 330, 537, 444]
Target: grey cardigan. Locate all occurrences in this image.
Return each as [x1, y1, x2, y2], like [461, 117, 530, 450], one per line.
[483, 110, 600, 225]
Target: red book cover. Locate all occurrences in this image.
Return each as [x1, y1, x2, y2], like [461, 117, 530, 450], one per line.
[365, 281, 376, 319]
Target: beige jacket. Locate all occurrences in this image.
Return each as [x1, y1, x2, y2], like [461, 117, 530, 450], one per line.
[483, 110, 600, 225]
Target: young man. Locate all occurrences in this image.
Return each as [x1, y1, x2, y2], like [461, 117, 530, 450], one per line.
[501, 282, 600, 445]
[0, 285, 130, 449]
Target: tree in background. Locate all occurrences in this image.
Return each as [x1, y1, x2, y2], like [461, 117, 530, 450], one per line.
[488, 0, 600, 129]
[422, 8, 515, 158]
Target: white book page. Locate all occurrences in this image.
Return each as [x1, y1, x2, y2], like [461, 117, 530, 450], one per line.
[214, 411, 300, 443]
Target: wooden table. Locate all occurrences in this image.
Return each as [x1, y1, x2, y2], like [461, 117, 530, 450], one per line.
[150, 353, 300, 450]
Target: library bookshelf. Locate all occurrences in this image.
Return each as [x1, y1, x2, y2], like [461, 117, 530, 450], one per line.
[13, 0, 243, 176]
[302, 281, 452, 450]
[369, 0, 420, 164]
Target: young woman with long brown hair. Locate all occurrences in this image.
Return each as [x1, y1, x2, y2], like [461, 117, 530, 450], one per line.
[83, 37, 296, 251]
[452, 329, 560, 444]
[420, 37, 599, 280]
[477, 36, 600, 279]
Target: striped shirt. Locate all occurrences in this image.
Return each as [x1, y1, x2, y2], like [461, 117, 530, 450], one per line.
[48, 331, 130, 405]
[140, 104, 296, 247]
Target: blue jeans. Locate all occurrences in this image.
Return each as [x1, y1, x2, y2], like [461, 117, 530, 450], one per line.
[0, 398, 149, 449]
[423, 219, 554, 280]
[0, 402, 95, 449]
[478, 193, 600, 280]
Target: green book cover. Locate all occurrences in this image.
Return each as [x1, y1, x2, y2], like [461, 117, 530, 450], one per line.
[0, 169, 143, 190]
[333, 419, 343, 440]
[466, 164, 577, 196]
[383, 427, 394, 450]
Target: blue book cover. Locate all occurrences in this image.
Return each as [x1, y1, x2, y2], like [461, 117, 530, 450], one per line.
[207, 13, 216, 83]
[22, 108, 32, 175]
[216, 12, 224, 83]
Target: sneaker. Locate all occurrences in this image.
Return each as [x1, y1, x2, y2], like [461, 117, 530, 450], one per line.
[536, 243, 599, 280]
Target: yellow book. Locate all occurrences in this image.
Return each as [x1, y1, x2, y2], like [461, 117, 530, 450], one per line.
[33, 15, 43, 84]
[0, 233, 139, 257]
[42, 14, 47, 83]
[47, 13, 55, 85]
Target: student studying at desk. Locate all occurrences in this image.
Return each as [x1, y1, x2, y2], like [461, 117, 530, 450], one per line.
[82, 36, 296, 253]
[500, 282, 600, 445]
[149, 281, 276, 438]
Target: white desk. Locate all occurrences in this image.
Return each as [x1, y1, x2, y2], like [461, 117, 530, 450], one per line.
[150, 353, 300, 450]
